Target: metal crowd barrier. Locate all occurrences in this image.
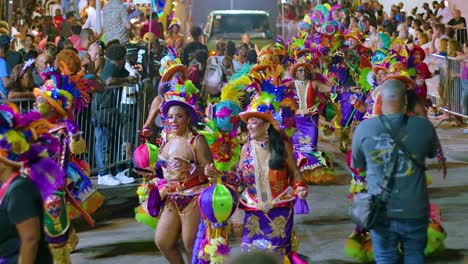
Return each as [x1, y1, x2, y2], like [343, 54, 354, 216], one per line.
[454, 27, 467, 45]
[427, 53, 468, 119]
[0, 82, 151, 175]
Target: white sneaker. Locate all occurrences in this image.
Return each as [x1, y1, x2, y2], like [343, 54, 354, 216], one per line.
[115, 169, 135, 184]
[98, 174, 121, 186]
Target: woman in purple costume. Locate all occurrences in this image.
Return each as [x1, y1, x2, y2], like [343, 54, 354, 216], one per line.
[290, 49, 335, 184]
[236, 78, 308, 263]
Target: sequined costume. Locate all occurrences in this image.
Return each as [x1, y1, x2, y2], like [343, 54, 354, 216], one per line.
[158, 133, 209, 214]
[292, 80, 333, 184]
[238, 139, 299, 260]
[33, 69, 104, 264]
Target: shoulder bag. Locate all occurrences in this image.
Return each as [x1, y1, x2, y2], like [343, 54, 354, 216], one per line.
[350, 115, 405, 229]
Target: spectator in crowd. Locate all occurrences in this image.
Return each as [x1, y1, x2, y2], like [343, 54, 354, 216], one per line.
[59, 12, 77, 38]
[124, 1, 140, 20]
[53, 8, 65, 30]
[241, 33, 255, 50]
[0, 35, 10, 99]
[57, 37, 74, 53]
[448, 9, 467, 46]
[397, 22, 413, 45]
[188, 49, 208, 89]
[77, 28, 96, 56]
[94, 44, 137, 186]
[83, 0, 101, 33]
[7, 62, 35, 99]
[182, 26, 208, 66]
[431, 23, 446, 53]
[44, 43, 58, 62]
[5, 44, 23, 75]
[352, 78, 439, 263]
[33, 53, 52, 87]
[18, 34, 39, 61]
[210, 40, 226, 64]
[246, 49, 257, 65]
[419, 32, 431, 54]
[374, 3, 387, 25]
[165, 19, 184, 48]
[69, 25, 82, 47]
[233, 43, 249, 73]
[436, 0, 452, 24]
[141, 12, 163, 40]
[102, 0, 131, 45]
[87, 42, 104, 75]
[422, 2, 433, 20]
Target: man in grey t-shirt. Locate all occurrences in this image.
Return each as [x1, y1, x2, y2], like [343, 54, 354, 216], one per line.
[352, 77, 438, 263]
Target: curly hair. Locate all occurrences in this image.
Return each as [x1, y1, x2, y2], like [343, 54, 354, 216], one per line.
[7, 63, 35, 92]
[55, 49, 82, 74]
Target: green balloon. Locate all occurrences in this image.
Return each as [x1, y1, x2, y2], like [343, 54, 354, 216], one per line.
[212, 185, 234, 223]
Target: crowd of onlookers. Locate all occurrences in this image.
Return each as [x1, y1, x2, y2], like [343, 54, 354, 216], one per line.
[280, 0, 466, 49]
[0, 0, 467, 172]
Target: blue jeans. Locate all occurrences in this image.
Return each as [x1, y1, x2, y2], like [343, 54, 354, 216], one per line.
[370, 218, 428, 264]
[94, 126, 110, 176]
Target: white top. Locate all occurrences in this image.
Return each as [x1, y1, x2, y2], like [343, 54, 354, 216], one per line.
[82, 7, 102, 32]
[78, 0, 88, 14]
[232, 59, 244, 73]
[438, 7, 453, 24]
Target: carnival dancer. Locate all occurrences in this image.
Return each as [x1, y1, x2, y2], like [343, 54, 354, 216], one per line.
[234, 75, 309, 263]
[326, 51, 369, 153]
[191, 69, 252, 264]
[344, 31, 372, 59]
[153, 77, 214, 264]
[33, 69, 103, 264]
[0, 104, 65, 264]
[289, 48, 334, 184]
[408, 46, 432, 103]
[141, 47, 189, 137]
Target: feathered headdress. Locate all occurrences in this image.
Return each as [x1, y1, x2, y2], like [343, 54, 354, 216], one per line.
[198, 70, 248, 171]
[161, 78, 200, 125]
[240, 66, 294, 132]
[159, 46, 188, 83]
[33, 68, 92, 119]
[0, 104, 65, 200]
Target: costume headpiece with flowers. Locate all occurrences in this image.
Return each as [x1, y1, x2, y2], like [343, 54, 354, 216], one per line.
[240, 66, 295, 132]
[255, 40, 288, 68]
[290, 49, 312, 77]
[33, 68, 92, 119]
[311, 4, 342, 36]
[371, 49, 392, 74]
[168, 18, 181, 30]
[159, 46, 188, 83]
[409, 46, 427, 62]
[344, 30, 364, 44]
[0, 104, 65, 201]
[161, 78, 200, 125]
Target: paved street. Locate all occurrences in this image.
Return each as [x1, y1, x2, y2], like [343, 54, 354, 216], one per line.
[72, 122, 468, 264]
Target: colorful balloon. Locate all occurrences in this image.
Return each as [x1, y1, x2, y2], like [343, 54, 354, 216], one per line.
[198, 184, 238, 228]
[133, 143, 159, 170]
